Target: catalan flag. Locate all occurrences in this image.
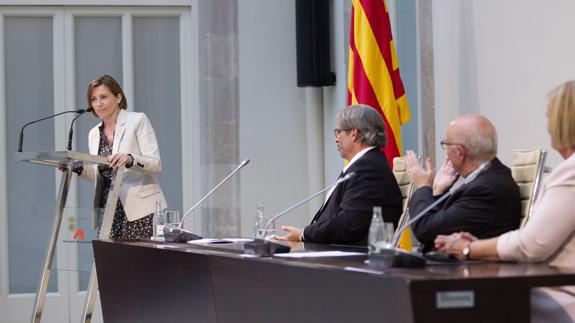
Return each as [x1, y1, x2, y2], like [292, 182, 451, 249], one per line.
[348, 0, 412, 251]
[348, 0, 411, 166]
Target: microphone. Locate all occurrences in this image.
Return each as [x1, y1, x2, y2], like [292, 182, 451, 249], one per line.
[18, 108, 91, 152]
[264, 171, 356, 233]
[243, 171, 357, 257]
[390, 161, 492, 251]
[163, 159, 250, 242]
[67, 108, 94, 150]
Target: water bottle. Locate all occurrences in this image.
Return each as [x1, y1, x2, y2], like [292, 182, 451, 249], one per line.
[153, 200, 165, 240]
[368, 206, 390, 254]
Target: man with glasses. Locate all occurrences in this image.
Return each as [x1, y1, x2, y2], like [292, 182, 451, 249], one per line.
[275, 104, 402, 245]
[405, 114, 521, 252]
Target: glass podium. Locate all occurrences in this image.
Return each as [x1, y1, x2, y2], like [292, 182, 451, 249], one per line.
[16, 151, 125, 323]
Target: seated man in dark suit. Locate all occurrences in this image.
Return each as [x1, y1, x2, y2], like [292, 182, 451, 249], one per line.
[405, 114, 521, 251]
[275, 104, 403, 245]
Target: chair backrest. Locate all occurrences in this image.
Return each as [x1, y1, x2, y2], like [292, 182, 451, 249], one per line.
[511, 148, 547, 227]
[392, 156, 412, 213]
[392, 156, 420, 250]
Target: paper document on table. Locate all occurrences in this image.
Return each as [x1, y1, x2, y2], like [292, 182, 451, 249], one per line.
[187, 238, 252, 245]
[274, 251, 364, 258]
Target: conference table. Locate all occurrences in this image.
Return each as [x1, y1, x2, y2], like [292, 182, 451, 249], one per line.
[92, 239, 575, 323]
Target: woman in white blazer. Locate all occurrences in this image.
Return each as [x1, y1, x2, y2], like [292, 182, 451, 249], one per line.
[76, 75, 166, 239]
[435, 80, 575, 322]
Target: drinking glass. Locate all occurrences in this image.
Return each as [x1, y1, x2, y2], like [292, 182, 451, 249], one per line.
[164, 210, 181, 231]
[369, 222, 395, 254]
[253, 204, 275, 239]
[256, 223, 276, 240]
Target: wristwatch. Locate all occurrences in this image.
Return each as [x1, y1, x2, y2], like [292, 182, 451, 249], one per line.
[462, 243, 471, 260]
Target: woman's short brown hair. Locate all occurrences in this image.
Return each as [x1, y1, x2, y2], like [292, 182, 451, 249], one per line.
[87, 74, 127, 116]
[548, 81, 575, 150]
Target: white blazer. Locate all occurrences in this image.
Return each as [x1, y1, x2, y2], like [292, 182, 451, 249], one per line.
[81, 109, 167, 221]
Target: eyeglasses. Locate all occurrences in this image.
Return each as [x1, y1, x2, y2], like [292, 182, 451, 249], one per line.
[440, 140, 465, 150]
[333, 128, 352, 137]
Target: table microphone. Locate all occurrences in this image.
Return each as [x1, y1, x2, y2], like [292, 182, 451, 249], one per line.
[264, 171, 356, 232]
[243, 171, 356, 257]
[373, 162, 494, 268]
[163, 159, 250, 242]
[392, 161, 492, 247]
[18, 108, 92, 152]
[67, 107, 94, 150]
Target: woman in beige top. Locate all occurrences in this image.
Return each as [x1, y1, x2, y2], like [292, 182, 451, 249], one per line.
[435, 80, 575, 323]
[76, 75, 166, 239]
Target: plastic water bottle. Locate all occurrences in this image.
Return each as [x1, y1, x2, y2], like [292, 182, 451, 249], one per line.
[153, 200, 165, 240]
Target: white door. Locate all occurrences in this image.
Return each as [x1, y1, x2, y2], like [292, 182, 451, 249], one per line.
[0, 5, 192, 323]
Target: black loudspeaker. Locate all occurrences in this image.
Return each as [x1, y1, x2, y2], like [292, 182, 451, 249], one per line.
[295, 0, 336, 87]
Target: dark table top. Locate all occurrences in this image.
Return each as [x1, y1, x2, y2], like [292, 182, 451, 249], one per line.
[100, 238, 575, 286]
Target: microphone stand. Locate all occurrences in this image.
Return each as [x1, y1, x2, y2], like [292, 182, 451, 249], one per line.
[67, 108, 94, 151]
[179, 159, 250, 228]
[244, 172, 357, 257]
[367, 191, 453, 269]
[18, 108, 90, 152]
[163, 159, 250, 242]
[391, 191, 453, 247]
[262, 172, 357, 233]
[392, 161, 492, 247]
[376, 162, 493, 268]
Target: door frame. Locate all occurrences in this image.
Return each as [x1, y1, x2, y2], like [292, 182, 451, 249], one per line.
[0, 4, 197, 323]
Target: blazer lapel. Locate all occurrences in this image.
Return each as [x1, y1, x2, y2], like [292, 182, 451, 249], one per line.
[112, 109, 127, 154]
[89, 121, 103, 155]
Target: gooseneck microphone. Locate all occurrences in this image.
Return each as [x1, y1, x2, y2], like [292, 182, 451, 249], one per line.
[391, 161, 492, 248]
[244, 171, 357, 257]
[372, 162, 493, 268]
[18, 108, 92, 152]
[67, 107, 94, 151]
[179, 159, 250, 228]
[262, 171, 357, 232]
[163, 159, 250, 242]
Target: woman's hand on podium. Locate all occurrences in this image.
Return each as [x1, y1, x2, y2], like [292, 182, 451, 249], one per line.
[57, 160, 84, 175]
[108, 153, 133, 169]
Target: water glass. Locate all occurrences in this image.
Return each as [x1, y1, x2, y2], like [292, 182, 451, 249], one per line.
[253, 204, 275, 239]
[164, 210, 181, 231]
[369, 222, 395, 254]
[256, 225, 276, 240]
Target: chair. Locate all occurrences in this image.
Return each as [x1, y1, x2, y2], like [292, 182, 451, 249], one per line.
[392, 156, 412, 213]
[392, 156, 420, 250]
[511, 148, 547, 227]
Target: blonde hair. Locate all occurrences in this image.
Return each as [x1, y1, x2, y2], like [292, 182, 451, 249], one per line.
[548, 81, 575, 150]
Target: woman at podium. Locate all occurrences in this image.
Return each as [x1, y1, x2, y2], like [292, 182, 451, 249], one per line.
[73, 74, 167, 239]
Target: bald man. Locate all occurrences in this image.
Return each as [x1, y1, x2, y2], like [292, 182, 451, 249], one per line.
[405, 114, 521, 251]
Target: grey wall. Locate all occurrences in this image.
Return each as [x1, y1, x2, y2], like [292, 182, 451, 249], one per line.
[238, 0, 310, 235]
[396, 0, 419, 154]
[433, 0, 575, 168]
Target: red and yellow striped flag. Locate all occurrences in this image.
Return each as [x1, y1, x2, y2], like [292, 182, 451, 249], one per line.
[348, 0, 412, 251]
[348, 0, 411, 166]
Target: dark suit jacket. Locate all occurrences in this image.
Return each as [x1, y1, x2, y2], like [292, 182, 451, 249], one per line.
[409, 158, 521, 251]
[303, 148, 403, 246]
